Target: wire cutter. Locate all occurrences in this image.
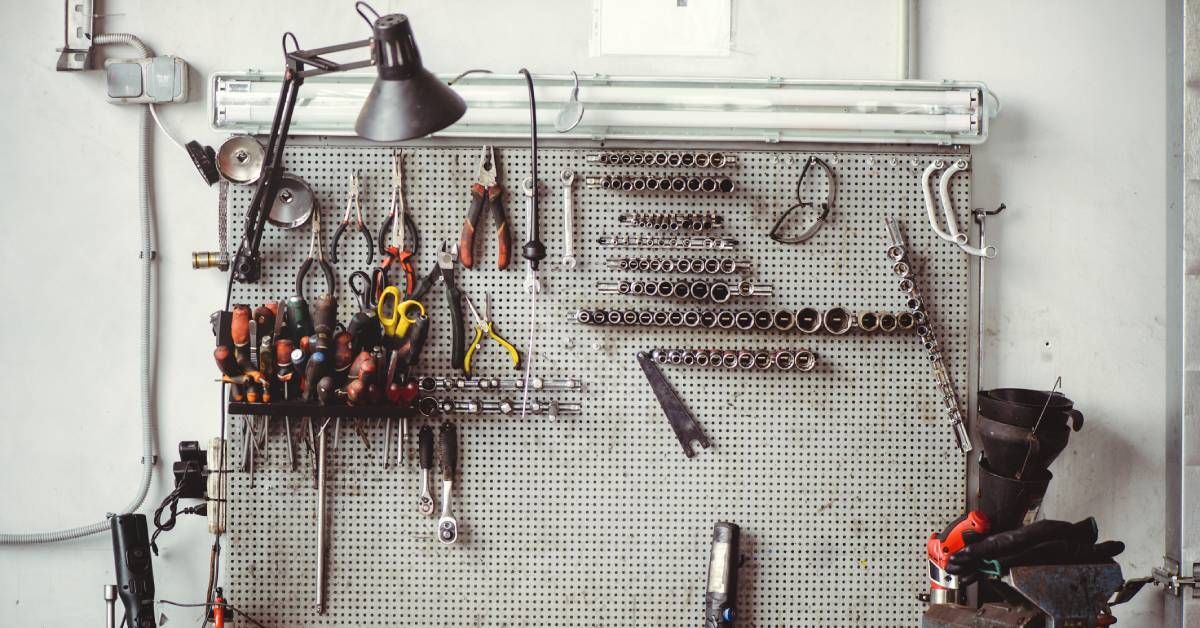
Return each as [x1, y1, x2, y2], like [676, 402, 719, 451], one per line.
[462, 291, 520, 374]
[296, 201, 334, 300]
[411, 241, 466, 371]
[457, 145, 512, 269]
[331, 171, 373, 265]
[376, 153, 420, 300]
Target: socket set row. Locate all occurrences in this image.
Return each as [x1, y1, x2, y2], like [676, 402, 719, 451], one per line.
[585, 175, 736, 194]
[650, 348, 817, 371]
[572, 306, 919, 334]
[585, 150, 737, 168]
[884, 216, 970, 451]
[618, 212, 724, 231]
[596, 279, 773, 303]
[416, 397, 581, 418]
[416, 376, 582, 392]
[597, 235, 738, 250]
[605, 256, 751, 275]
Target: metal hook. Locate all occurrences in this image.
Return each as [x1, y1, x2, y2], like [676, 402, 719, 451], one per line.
[974, 203, 1007, 223]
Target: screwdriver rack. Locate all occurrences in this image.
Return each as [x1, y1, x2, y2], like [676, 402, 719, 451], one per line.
[222, 141, 976, 627]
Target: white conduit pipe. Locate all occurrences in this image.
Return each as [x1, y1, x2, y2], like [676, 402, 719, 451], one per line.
[0, 33, 158, 544]
[897, 0, 912, 80]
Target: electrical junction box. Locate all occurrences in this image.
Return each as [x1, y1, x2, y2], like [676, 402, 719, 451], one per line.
[105, 55, 188, 103]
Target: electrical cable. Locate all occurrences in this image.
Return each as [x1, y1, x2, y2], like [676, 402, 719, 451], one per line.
[0, 32, 158, 545]
[149, 466, 205, 555]
[148, 103, 186, 151]
[157, 600, 269, 628]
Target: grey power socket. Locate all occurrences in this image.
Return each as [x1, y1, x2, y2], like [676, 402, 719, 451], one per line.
[105, 55, 188, 104]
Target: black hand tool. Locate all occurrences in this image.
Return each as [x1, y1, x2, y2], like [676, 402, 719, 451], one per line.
[636, 351, 710, 457]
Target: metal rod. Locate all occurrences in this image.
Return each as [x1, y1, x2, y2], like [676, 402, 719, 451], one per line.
[316, 426, 329, 614]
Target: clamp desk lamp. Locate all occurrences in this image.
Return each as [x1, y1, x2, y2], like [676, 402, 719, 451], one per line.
[231, 2, 466, 284]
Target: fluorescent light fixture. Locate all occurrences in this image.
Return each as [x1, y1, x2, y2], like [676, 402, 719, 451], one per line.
[210, 73, 996, 145]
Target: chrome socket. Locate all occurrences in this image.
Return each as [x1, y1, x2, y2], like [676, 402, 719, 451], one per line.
[774, 350, 796, 370]
[823, 307, 852, 335]
[716, 311, 736, 329]
[879, 312, 898, 333]
[735, 310, 755, 330]
[796, 307, 822, 334]
[773, 310, 796, 331]
[683, 310, 702, 327]
[736, 351, 755, 369]
[896, 311, 915, 330]
[754, 310, 774, 331]
[710, 282, 732, 303]
[858, 311, 880, 332]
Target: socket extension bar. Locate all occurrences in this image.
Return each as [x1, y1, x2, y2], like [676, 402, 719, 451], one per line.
[210, 73, 996, 145]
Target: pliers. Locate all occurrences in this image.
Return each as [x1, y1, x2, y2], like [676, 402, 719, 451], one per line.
[296, 200, 334, 300]
[331, 171, 373, 265]
[457, 145, 512, 269]
[411, 241, 466, 371]
[462, 291, 520, 374]
[376, 152, 420, 300]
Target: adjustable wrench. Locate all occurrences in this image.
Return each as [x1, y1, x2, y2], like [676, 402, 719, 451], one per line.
[561, 169, 577, 268]
[436, 422, 459, 544]
[637, 351, 711, 457]
[417, 425, 435, 516]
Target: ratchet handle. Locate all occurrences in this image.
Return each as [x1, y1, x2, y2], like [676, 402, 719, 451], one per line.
[457, 184, 486, 269]
[440, 421, 457, 479]
[488, 185, 512, 269]
[419, 425, 434, 469]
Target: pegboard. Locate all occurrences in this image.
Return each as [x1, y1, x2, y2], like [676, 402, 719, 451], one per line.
[223, 143, 975, 627]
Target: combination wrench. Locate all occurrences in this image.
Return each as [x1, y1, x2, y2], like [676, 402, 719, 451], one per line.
[436, 422, 459, 544]
[561, 169, 577, 268]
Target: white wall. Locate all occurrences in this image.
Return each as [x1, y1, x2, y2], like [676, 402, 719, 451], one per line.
[0, 1, 1168, 625]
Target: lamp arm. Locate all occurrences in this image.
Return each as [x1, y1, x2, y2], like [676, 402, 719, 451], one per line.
[232, 37, 375, 283]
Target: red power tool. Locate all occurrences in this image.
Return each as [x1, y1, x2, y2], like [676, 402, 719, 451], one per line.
[927, 511, 989, 604]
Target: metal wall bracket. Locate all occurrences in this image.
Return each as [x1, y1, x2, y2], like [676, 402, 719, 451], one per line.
[1153, 561, 1200, 597]
[56, 0, 95, 71]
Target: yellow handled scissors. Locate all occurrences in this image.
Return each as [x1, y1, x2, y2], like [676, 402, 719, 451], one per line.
[377, 285, 426, 339]
[462, 292, 520, 374]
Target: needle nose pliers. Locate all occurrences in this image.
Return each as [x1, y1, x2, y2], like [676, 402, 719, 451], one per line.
[331, 171, 373, 265]
[462, 291, 520, 374]
[457, 145, 512, 269]
[375, 153, 420, 300]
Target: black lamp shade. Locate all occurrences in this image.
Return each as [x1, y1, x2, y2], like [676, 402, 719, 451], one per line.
[355, 14, 466, 141]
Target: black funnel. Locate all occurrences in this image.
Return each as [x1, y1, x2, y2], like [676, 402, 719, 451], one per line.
[977, 388, 1084, 479]
[976, 457, 1052, 533]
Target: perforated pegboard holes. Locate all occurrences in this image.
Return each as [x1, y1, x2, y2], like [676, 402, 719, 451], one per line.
[226, 145, 972, 627]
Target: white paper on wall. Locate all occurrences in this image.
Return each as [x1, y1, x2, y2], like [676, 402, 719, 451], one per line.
[591, 0, 732, 57]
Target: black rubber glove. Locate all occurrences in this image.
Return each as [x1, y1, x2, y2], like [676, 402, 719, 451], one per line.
[945, 517, 1125, 581]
